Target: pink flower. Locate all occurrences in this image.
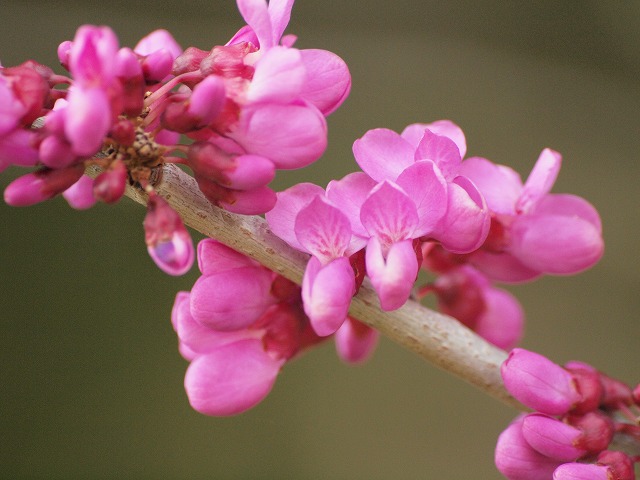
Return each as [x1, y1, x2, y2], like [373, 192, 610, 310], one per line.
[266, 184, 359, 335]
[335, 317, 379, 364]
[459, 149, 604, 282]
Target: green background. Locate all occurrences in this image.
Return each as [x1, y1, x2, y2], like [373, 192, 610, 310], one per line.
[1, 1, 639, 478]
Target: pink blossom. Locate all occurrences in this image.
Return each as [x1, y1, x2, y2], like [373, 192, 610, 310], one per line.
[62, 174, 97, 210]
[552, 463, 610, 480]
[4, 165, 84, 207]
[335, 317, 379, 364]
[521, 413, 585, 461]
[459, 149, 604, 281]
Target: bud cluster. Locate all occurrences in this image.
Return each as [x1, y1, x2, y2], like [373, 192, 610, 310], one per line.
[172, 239, 378, 416]
[496, 348, 640, 479]
[0, 0, 350, 275]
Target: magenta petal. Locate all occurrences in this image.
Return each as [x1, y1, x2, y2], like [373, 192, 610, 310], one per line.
[188, 75, 226, 126]
[65, 86, 111, 156]
[62, 174, 97, 210]
[295, 196, 351, 263]
[352, 128, 415, 182]
[552, 463, 610, 480]
[366, 237, 418, 311]
[0, 129, 40, 169]
[225, 154, 275, 190]
[196, 239, 257, 275]
[474, 287, 524, 350]
[184, 339, 283, 416]
[414, 129, 462, 179]
[495, 417, 562, 480]
[0, 76, 25, 136]
[302, 257, 355, 336]
[431, 178, 490, 253]
[266, 182, 325, 251]
[360, 181, 419, 242]
[247, 46, 304, 103]
[516, 148, 562, 214]
[458, 156, 523, 215]
[326, 172, 376, 238]
[299, 49, 351, 115]
[231, 103, 327, 169]
[335, 317, 379, 364]
[509, 214, 604, 275]
[190, 266, 274, 331]
[501, 348, 581, 415]
[521, 414, 585, 462]
[395, 160, 448, 237]
[4, 165, 84, 206]
[69, 25, 119, 86]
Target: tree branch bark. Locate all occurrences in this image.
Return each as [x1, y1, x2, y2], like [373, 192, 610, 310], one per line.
[88, 163, 521, 410]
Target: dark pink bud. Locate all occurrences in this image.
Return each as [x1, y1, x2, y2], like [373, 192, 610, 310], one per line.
[200, 43, 256, 79]
[521, 413, 585, 461]
[633, 384, 640, 405]
[565, 365, 603, 414]
[219, 185, 277, 215]
[253, 303, 305, 361]
[62, 174, 97, 210]
[93, 160, 127, 204]
[172, 46, 209, 76]
[58, 40, 72, 69]
[599, 374, 634, 409]
[161, 76, 225, 132]
[4, 164, 84, 206]
[115, 48, 145, 116]
[501, 348, 581, 415]
[143, 194, 194, 275]
[335, 317, 379, 364]
[2, 65, 50, 126]
[431, 267, 486, 330]
[141, 48, 174, 82]
[566, 411, 615, 455]
[223, 154, 275, 190]
[596, 451, 635, 480]
[110, 118, 136, 146]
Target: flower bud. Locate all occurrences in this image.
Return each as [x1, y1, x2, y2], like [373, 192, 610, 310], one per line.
[521, 413, 585, 461]
[4, 164, 84, 206]
[552, 463, 610, 480]
[143, 194, 194, 275]
[93, 159, 127, 204]
[596, 451, 635, 480]
[566, 411, 614, 456]
[501, 348, 581, 415]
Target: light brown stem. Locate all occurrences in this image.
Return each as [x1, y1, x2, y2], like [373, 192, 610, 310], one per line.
[88, 163, 520, 409]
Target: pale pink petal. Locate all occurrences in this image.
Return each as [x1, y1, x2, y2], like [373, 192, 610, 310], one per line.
[295, 196, 351, 263]
[430, 177, 490, 253]
[266, 182, 325, 251]
[352, 128, 415, 182]
[247, 46, 304, 103]
[302, 257, 355, 336]
[134, 29, 182, 60]
[190, 266, 274, 331]
[196, 239, 257, 275]
[458, 156, 523, 215]
[509, 214, 604, 275]
[236, 0, 274, 49]
[532, 194, 602, 233]
[360, 181, 419, 243]
[401, 121, 467, 158]
[267, 0, 295, 45]
[230, 103, 327, 169]
[335, 317, 379, 364]
[516, 148, 562, 214]
[184, 339, 283, 416]
[414, 129, 462, 179]
[395, 160, 448, 237]
[326, 172, 376, 238]
[366, 237, 418, 311]
[553, 463, 610, 480]
[299, 49, 351, 115]
[474, 287, 524, 350]
[495, 417, 562, 480]
[62, 174, 97, 210]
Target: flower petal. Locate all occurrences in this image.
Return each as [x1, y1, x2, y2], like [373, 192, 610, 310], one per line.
[414, 129, 462, 179]
[247, 46, 304, 103]
[299, 49, 351, 115]
[516, 148, 561, 214]
[184, 338, 283, 416]
[326, 172, 376, 238]
[352, 128, 414, 182]
[335, 317, 379, 364]
[360, 181, 419, 243]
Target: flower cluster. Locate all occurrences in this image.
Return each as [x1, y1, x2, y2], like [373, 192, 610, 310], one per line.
[496, 348, 639, 479]
[265, 120, 603, 349]
[0, 0, 350, 275]
[172, 239, 378, 416]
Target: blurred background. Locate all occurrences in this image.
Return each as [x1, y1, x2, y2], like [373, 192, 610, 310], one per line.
[1, 1, 639, 478]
